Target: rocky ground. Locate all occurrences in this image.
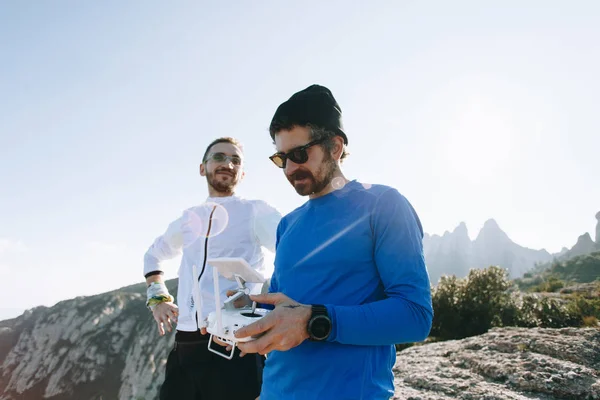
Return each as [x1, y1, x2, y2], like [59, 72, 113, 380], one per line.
[393, 327, 600, 400]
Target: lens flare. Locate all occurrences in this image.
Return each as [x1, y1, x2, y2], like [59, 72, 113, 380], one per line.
[331, 177, 346, 190]
[204, 202, 229, 238]
[182, 203, 230, 247]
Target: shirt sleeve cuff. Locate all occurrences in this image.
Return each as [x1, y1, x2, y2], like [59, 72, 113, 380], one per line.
[324, 304, 337, 342]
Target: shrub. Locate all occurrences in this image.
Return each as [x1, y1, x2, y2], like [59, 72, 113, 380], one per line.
[431, 266, 512, 340]
[429, 266, 600, 342]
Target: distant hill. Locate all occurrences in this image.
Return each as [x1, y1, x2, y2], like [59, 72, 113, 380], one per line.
[424, 212, 600, 284]
[547, 251, 600, 283]
[516, 251, 600, 292]
[423, 219, 552, 284]
[556, 232, 600, 261]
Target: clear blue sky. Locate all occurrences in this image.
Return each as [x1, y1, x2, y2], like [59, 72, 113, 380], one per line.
[1, 1, 599, 320]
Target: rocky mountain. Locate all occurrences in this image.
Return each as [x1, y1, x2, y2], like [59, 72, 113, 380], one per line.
[0, 281, 176, 400]
[424, 212, 600, 284]
[596, 211, 600, 244]
[1, 287, 598, 400]
[393, 327, 600, 399]
[558, 232, 600, 262]
[424, 219, 553, 284]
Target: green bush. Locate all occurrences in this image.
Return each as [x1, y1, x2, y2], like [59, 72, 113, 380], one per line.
[528, 276, 565, 293]
[567, 294, 600, 320]
[431, 266, 512, 340]
[430, 266, 600, 341]
[549, 252, 600, 283]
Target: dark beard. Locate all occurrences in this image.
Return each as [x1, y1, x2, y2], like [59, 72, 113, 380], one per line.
[207, 170, 237, 194]
[288, 156, 337, 196]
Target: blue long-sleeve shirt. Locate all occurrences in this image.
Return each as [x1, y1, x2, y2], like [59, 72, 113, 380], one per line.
[261, 181, 433, 400]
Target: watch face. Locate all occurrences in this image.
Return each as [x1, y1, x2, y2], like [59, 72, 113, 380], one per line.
[310, 315, 331, 340]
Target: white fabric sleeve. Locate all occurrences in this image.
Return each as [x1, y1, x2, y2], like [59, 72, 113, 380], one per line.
[143, 217, 185, 276]
[252, 200, 282, 253]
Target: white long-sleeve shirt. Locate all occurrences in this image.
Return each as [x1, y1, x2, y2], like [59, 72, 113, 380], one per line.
[144, 196, 282, 332]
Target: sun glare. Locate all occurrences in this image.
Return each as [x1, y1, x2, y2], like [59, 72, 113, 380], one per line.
[442, 95, 516, 183]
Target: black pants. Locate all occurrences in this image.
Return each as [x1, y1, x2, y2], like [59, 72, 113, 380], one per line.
[160, 330, 264, 400]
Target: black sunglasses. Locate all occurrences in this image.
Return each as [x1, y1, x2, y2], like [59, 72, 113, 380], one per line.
[269, 138, 326, 168]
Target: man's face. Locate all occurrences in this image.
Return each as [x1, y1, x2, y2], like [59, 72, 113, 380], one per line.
[200, 142, 245, 194]
[274, 126, 336, 197]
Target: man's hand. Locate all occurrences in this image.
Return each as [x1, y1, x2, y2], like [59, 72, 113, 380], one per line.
[152, 302, 179, 336]
[234, 293, 311, 356]
[204, 289, 252, 348]
[226, 289, 253, 309]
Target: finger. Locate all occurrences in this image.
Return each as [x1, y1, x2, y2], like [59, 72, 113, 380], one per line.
[226, 290, 236, 297]
[249, 293, 285, 305]
[234, 314, 276, 338]
[234, 296, 251, 308]
[200, 327, 207, 335]
[236, 341, 254, 355]
[168, 309, 178, 323]
[157, 321, 165, 336]
[159, 314, 172, 332]
[237, 335, 271, 355]
[153, 309, 163, 323]
[257, 342, 277, 356]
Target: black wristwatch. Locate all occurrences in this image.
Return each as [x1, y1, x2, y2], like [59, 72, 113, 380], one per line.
[307, 305, 332, 341]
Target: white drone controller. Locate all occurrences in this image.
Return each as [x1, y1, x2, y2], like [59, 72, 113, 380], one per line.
[205, 258, 270, 359]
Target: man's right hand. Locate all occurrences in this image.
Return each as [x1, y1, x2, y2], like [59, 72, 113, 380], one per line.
[226, 289, 252, 308]
[152, 302, 179, 336]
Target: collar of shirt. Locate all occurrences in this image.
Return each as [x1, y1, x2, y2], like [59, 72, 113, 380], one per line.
[206, 195, 240, 204]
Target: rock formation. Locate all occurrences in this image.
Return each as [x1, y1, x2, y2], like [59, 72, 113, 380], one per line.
[393, 327, 600, 399]
[423, 219, 552, 283]
[596, 211, 600, 244]
[561, 232, 598, 261]
[0, 282, 176, 400]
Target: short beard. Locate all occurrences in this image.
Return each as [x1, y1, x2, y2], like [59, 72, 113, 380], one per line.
[288, 154, 337, 196]
[207, 170, 238, 194]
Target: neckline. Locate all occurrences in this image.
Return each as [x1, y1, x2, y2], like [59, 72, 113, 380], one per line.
[307, 179, 358, 206]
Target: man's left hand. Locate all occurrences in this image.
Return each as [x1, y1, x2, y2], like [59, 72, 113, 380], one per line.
[234, 293, 311, 356]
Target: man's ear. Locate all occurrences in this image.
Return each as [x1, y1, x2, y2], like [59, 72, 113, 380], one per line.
[200, 163, 206, 177]
[332, 136, 344, 161]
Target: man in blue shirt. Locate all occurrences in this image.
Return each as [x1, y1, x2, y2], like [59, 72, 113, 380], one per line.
[235, 85, 433, 400]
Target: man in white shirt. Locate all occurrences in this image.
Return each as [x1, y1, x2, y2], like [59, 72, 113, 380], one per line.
[143, 137, 281, 400]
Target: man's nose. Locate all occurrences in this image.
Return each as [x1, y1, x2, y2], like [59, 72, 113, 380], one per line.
[285, 159, 299, 176]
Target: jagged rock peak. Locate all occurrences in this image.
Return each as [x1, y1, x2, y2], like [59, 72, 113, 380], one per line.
[453, 221, 469, 236]
[482, 218, 501, 230]
[595, 211, 600, 243]
[576, 232, 594, 244]
[475, 218, 510, 243]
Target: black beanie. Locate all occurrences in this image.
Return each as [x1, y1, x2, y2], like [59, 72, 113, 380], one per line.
[269, 84, 348, 145]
